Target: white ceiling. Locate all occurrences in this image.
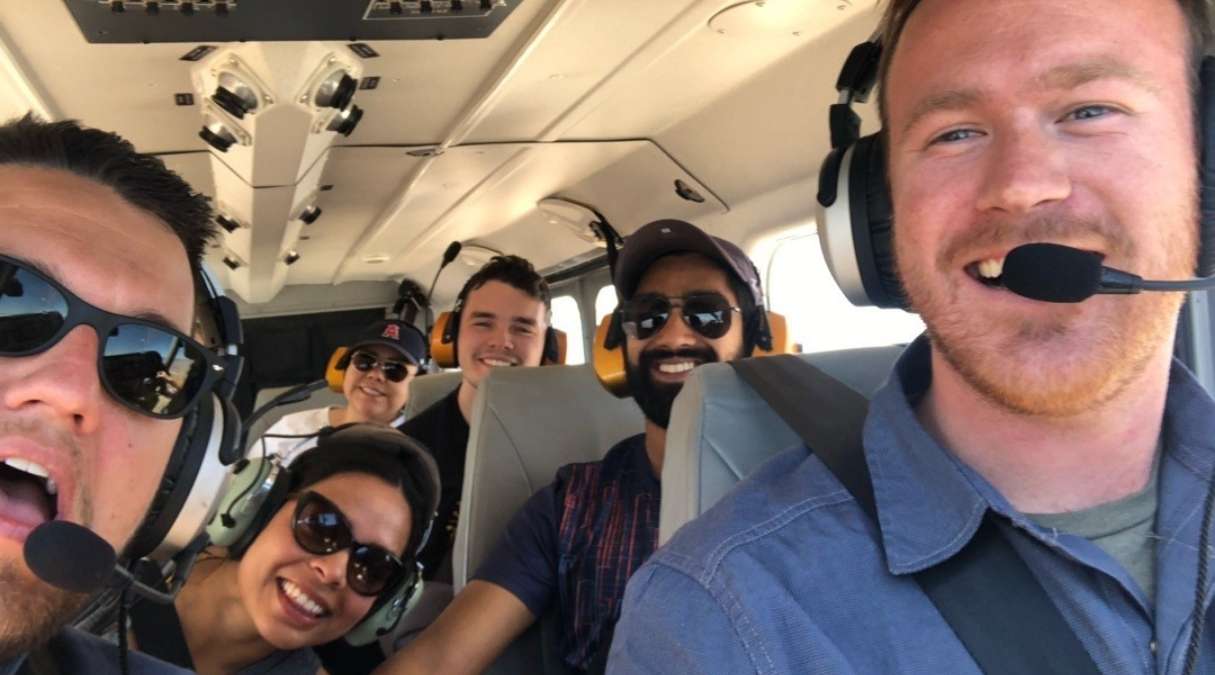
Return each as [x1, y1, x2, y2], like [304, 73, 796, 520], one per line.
[0, 0, 882, 312]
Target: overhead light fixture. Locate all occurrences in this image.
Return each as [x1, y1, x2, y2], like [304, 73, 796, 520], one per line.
[327, 104, 364, 136]
[198, 116, 239, 153]
[300, 205, 323, 224]
[674, 178, 706, 204]
[221, 256, 241, 270]
[313, 70, 357, 110]
[211, 71, 262, 119]
[216, 214, 240, 233]
[537, 197, 606, 246]
[284, 250, 301, 265]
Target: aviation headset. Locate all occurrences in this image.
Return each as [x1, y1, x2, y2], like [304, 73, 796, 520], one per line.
[120, 265, 244, 566]
[204, 423, 441, 646]
[815, 41, 1215, 309]
[438, 264, 563, 366]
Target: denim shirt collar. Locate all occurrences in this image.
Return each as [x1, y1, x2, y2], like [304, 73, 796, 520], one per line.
[863, 334, 1215, 576]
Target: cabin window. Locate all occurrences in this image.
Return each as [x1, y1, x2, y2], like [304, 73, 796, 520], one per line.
[766, 232, 924, 353]
[551, 295, 586, 365]
[594, 284, 618, 326]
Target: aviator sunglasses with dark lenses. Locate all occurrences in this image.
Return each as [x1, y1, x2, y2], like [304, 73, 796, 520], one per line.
[0, 255, 222, 419]
[619, 292, 740, 341]
[350, 351, 412, 383]
[291, 491, 407, 597]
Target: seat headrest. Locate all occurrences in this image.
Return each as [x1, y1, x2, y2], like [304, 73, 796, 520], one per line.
[591, 311, 798, 397]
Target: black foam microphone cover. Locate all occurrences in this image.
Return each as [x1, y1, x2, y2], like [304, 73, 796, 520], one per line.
[24, 521, 117, 594]
[441, 241, 463, 265]
[1002, 243, 1104, 303]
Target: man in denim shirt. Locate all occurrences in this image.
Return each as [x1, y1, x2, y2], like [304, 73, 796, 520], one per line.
[609, 0, 1215, 672]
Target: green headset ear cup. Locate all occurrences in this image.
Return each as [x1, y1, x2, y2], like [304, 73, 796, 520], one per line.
[205, 457, 287, 552]
[344, 568, 424, 646]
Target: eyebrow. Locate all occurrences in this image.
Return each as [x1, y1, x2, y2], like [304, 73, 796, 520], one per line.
[900, 56, 1159, 136]
[470, 310, 539, 326]
[19, 255, 185, 333]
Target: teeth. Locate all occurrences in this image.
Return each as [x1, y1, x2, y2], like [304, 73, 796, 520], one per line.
[483, 359, 514, 367]
[977, 258, 1004, 279]
[45, 477, 58, 496]
[657, 361, 696, 374]
[2, 458, 52, 481]
[281, 579, 325, 617]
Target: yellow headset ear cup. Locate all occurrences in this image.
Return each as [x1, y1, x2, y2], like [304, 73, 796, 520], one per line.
[430, 312, 457, 369]
[327, 347, 349, 392]
[592, 315, 628, 397]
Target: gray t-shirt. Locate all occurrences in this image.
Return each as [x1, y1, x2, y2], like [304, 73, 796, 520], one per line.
[1030, 454, 1160, 604]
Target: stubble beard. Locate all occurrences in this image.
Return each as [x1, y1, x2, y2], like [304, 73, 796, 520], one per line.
[899, 209, 1196, 418]
[0, 560, 89, 661]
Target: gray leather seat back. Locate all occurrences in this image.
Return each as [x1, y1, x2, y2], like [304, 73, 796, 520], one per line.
[659, 345, 905, 545]
[246, 385, 346, 446]
[405, 371, 462, 418]
[453, 364, 644, 589]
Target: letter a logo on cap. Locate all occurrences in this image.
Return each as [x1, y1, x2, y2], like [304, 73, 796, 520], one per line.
[382, 324, 401, 341]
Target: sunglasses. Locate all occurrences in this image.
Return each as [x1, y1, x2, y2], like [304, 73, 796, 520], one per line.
[619, 292, 740, 341]
[0, 255, 223, 419]
[350, 351, 413, 383]
[291, 491, 407, 597]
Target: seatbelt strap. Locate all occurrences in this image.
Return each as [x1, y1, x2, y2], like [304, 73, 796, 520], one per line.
[730, 355, 1103, 675]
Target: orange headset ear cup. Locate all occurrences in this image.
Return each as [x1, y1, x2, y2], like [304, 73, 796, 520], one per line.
[592, 314, 628, 397]
[430, 312, 457, 369]
[326, 347, 349, 392]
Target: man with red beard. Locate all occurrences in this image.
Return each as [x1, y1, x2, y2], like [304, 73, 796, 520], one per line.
[378, 219, 766, 674]
[0, 114, 217, 673]
[609, 0, 1215, 673]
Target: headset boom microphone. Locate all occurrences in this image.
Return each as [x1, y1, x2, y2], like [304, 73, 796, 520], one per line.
[1001, 242, 1215, 303]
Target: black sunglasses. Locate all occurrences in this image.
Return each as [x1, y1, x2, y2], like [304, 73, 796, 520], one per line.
[350, 351, 413, 383]
[291, 491, 407, 597]
[619, 292, 741, 341]
[0, 255, 223, 419]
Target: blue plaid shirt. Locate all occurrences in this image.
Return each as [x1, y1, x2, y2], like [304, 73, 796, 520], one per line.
[608, 337, 1215, 674]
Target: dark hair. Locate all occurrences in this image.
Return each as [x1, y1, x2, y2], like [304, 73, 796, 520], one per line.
[0, 113, 216, 272]
[287, 443, 432, 558]
[457, 254, 551, 312]
[875, 0, 1214, 126]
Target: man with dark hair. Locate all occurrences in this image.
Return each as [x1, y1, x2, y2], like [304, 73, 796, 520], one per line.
[0, 114, 217, 672]
[401, 254, 553, 584]
[380, 219, 767, 675]
[610, 1, 1215, 673]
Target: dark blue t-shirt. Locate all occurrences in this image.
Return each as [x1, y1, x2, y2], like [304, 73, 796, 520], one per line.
[1, 627, 190, 674]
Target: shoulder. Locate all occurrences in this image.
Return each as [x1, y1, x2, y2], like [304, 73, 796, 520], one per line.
[400, 391, 453, 436]
[553, 433, 643, 484]
[52, 628, 192, 674]
[651, 444, 861, 584]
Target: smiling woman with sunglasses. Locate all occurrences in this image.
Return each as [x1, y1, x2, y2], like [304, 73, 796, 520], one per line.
[256, 319, 427, 466]
[129, 425, 441, 675]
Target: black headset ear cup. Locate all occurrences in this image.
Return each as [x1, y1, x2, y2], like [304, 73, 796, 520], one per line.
[542, 327, 560, 364]
[849, 134, 906, 309]
[1198, 56, 1215, 276]
[121, 396, 213, 561]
